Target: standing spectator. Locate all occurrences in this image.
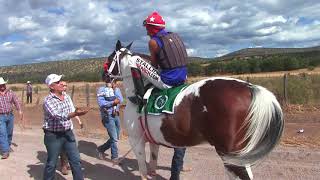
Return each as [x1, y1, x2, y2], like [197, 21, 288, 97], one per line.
[59, 80, 84, 175]
[96, 76, 123, 163]
[43, 74, 89, 180]
[0, 77, 23, 159]
[111, 79, 123, 140]
[26, 81, 33, 104]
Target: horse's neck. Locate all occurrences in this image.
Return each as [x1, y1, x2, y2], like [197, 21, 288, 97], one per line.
[122, 54, 152, 94]
[121, 54, 151, 97]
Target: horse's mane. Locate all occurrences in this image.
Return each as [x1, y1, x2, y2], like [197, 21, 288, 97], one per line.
[133, 53, 151, 61]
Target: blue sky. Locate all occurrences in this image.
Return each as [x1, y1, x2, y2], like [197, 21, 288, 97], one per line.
[0, 0, 319, 67]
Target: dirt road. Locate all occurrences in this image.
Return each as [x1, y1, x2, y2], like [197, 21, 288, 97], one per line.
[0, 106, 319, 180]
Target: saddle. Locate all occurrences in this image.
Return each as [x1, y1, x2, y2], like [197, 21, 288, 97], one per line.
[138, 84, 188, 115]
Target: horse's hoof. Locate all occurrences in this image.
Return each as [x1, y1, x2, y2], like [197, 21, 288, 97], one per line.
[182, 166, 192, 172]
[148, 171, 157, 176]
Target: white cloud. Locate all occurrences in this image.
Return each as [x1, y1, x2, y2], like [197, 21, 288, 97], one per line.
[42, 37, 49, 43]
[88, 2, 96, 10]
[2, 42, 12, 47]
[8, 16, 39, 31]
[186, 48, 196, 56]
[263, 16, 287, 24]
[56, 25, 68, 37]
[0, 0, 319, 66]
[257, 26, 281, 35]
[216, 49, 230, 57]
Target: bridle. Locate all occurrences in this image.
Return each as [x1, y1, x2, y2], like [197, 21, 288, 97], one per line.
[107, 48, 132, 79]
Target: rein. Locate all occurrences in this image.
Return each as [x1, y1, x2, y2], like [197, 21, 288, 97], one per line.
[107, 48, 173, 153]
[107, 49, 132, 79]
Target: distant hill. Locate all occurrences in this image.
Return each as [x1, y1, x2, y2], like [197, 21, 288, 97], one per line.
[0, 56, 210, 83]
[1, 45, 319, 83]
[215, 46, 320, 61]
[0, 57, 106, 83]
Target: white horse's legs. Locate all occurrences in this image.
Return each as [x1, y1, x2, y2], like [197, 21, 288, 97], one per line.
[129, 136, 148, 180]
[224, 163, 253, 180]
[148, 143, 159, 177]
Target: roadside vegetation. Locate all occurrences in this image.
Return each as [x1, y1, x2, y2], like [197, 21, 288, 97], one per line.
[1, 47, 320, 105]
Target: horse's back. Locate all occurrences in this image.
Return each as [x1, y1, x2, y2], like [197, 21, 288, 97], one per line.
[159, 77, 252, 149]
[191, 78, 252, 151]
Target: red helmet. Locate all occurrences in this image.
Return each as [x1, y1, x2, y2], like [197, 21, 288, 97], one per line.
[143, 11, 165, 28]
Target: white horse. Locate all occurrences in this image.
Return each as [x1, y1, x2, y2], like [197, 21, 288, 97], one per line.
[106, 41, 284, 180]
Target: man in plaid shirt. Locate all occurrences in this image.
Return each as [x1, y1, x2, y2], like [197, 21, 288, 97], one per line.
[43, 74, 89, 180]
[0, 77, 23, 159]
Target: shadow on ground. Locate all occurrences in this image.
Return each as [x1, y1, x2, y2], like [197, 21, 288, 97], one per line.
[27, 140, 168, 180]
[27, 151, 66, 180]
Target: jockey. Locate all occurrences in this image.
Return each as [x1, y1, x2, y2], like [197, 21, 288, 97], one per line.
[128, 11, 188, 105]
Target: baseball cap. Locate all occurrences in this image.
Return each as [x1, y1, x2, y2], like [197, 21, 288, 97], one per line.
[45, 74, 63, 85]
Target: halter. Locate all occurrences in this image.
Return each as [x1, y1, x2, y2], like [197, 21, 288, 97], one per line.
[107, 48, 132, 79]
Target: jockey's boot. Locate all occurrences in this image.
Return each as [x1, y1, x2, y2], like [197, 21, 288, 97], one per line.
[128, 68, 145, 105]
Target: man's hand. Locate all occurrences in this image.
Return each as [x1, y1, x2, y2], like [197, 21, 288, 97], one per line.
[18, 111, 26, 130]
[79, 123, 84, 129]
[19, 111, 24, 121]
[113, 98, 120, 105]
[74, 107, 90, 116]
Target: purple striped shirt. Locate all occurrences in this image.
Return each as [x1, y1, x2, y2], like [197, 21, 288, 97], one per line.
[0, 89, 21, 113]
[43, 92, 75, 132]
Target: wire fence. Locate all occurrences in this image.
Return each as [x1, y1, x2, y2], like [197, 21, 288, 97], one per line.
[9, 73, 320, 109]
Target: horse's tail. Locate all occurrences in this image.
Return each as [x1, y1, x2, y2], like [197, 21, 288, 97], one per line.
[222, 85, 284, 166]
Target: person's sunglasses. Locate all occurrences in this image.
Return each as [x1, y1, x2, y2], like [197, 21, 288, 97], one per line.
[143, 20, 147, 26]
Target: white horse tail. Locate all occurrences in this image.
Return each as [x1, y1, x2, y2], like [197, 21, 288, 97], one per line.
[222, 84, 284, 166]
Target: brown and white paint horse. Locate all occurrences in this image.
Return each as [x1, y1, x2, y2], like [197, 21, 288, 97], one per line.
[106, 41, 284, 180]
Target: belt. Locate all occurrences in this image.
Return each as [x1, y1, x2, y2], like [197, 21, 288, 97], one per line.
[43, 129, 71, 134]
[0, 111, 13, 115]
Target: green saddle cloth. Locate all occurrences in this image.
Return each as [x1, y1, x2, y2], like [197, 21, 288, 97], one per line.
[141, 84, 188, 115]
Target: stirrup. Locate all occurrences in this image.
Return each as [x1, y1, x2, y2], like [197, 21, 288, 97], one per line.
[128, 96, 142, 105]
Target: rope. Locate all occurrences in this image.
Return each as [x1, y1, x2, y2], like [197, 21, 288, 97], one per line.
[112, 126, 146, 166]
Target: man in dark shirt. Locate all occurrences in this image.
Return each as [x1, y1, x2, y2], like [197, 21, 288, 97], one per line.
[26, 81, 32, 104]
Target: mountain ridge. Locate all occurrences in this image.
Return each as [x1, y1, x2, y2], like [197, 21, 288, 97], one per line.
[214, 45, 320, 61]
[1, 45, 319, 83]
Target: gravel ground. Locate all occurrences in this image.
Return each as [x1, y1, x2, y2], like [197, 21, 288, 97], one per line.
[0, 107, 319, 180]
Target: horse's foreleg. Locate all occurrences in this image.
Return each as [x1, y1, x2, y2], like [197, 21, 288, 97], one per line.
[148, 143, 159, 177]
[129, 137, 148, 180]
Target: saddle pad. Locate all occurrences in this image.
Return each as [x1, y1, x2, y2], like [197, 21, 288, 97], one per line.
[144, 84, 188, 115]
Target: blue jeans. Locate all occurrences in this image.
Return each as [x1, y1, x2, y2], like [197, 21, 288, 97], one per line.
[170, 148, 186, 180]
[0, 113, 14, 154]
[98, 113, 120, 160]
[43, 130, 83, 180]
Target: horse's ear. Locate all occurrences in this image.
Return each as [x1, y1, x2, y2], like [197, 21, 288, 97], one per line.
[116, 40, 122, 51]
[126, 41, 133, 50]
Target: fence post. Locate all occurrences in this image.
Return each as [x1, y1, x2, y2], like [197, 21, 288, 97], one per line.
[283, 73, 288, 105]
[21, 89, 25, 105]
[35, 86, 40, 105]
[71, 85, 75, 101]
[246, 76, 250, 83]
[35, 86, 39, 94]
[85, 84, 90, 107]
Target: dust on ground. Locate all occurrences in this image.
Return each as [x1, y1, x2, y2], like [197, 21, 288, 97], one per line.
[0, 104, 319, 180]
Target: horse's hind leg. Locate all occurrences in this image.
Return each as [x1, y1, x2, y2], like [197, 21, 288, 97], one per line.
[148, 144, 159, 177]
[224, 164, 253, 180]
